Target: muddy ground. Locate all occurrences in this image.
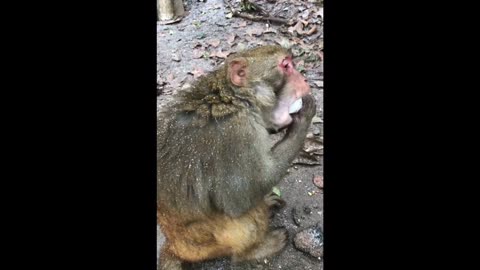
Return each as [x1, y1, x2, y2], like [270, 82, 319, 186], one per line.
[157, 0, 323, 269]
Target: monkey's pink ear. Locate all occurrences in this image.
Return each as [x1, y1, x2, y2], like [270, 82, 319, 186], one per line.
[229, 58, 248, 87]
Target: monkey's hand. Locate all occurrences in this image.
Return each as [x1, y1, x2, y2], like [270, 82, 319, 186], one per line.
[269, 95, 316, 183]
[290, 94, 317, 131]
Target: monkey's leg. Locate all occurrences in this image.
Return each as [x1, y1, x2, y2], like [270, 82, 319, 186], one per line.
[216, 202, 287, 262]
[232, 228, 288, 262]
[165, 227, 232, 263]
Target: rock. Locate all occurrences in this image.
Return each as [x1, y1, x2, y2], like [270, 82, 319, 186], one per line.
[313, 175, 323, 189]
[172, 54, 181, 62]
[293, 223, 323, 258]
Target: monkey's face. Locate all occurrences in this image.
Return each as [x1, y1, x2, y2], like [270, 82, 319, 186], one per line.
[267, 55, 311, 131]
[227, 46, 311, 132]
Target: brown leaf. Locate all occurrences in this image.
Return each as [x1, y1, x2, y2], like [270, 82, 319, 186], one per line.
[300, 19, 309, 27]
[193, 48, 206, 59]
[275, 37, 294, 48]
[295, 60, 305, 69]
[288, 21, 304, 34]
[264, 27, 277, 34]
[227, 34, 236, 44]
[246, 27, 264, 37]
[169, 75, 187, 90]
[292, 151, 321, 165]
[306, 26, 318, 35]
[315, 8, 324, 18]
[192, 42, 203, 49]
[301, 10, 311, 20]
[292, 37, 306, 46]
[210, 49, 231, 59]
[189, 67, 206, 80]
[207, 39, 221, 48]
[313, 175, 323, 189]
[316, 51, 324, 61]
[313, 81, 323, 88]
[235, 42, 247, 52]
[303, 138, 323, 154]
[244, 35, 256, 42]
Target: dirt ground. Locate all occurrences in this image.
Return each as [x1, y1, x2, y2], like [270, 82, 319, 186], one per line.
[157, 0, 323, 269]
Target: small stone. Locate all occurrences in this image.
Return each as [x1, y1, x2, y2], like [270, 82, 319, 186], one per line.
[293, 223, 323, 258]
[313, 175, 323, 189]
[172, 54, 181, 62]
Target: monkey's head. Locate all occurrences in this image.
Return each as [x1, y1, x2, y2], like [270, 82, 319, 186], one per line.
[226, 45, 311, 132]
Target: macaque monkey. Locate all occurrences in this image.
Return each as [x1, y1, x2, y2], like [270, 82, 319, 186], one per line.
[157, 45, 316, 269]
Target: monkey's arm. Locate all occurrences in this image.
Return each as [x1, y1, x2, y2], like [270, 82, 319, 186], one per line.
[269, 95, 316, 180]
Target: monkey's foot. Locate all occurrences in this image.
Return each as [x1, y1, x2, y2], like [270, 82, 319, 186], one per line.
[159, 251, 183, 270]
[232, 228, 288, 262]
[264, 193, 286, 210]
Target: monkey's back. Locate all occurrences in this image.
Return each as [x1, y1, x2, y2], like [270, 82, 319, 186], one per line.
[157, 98, 274, 221]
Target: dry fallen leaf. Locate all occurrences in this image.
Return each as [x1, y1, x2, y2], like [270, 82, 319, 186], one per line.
[210, 49, 231, 59]
[275, 37, 293, 48]
[295, 60, 305, 69]
[317, 51, 324, 61]
[288, 21, 304, 35]
[244, 35, 256, 43]
[236, 43, 247, 52]
[193, 48, 206, 59]
[207, 39, 221, 48]
[227, 33, 236, 44]
[300, 19, 309, 27]
[301, 10, 311, 20]
[303, 138, 323, 154]
[306, 26, 318, 35]
[189, 67, 206, 79]
[313, 81, 323, 88]
[263, 28, 277, 34]
[192, 42, 203, 49]
[293, 151, 321, 165]
[168, 75, 188, 90]
[246, 27, 264, 37]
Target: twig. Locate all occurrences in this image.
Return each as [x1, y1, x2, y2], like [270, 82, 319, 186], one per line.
[223, 0, 294, 26]
[234, 12, 294, 25]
